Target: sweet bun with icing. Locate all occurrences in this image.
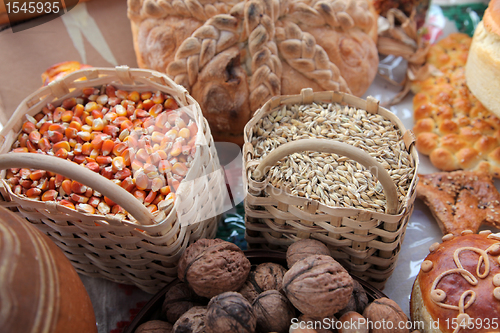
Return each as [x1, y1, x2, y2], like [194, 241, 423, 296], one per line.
[411, 231, 500, 333]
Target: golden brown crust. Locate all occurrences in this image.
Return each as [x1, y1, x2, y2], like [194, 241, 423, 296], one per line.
[129, 0, 378, 144]
[416, 171, 500, 235]
[483, 0, 500, 37]
[415, 234, 500, 333]
[412, 33, 500, 177]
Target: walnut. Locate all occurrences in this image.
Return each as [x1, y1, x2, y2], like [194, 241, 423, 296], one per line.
[205, 292, 256, 333]
[336, 280, 369, 317]
[252, 290, 295, 333]
[162, 283, 206, 324]
[286, 239, 331, 268]
[338, 312, 368, 333]
[283, 255, 353, 318]
[177, 239, 251, 298]
[135, 320, 173, 333]
[172, 306, 207, 333]
[363, 298, 409, 333]
[239, 262, 287, 303]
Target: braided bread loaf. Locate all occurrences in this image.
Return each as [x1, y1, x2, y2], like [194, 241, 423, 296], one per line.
[128, 0, 378, 145]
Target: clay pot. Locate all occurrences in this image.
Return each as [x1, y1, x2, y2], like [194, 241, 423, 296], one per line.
[0, 206, 97, 332]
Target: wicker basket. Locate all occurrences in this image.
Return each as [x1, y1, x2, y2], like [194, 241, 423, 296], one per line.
[0, 66, 226, 294]
[243, 89, 419, 288]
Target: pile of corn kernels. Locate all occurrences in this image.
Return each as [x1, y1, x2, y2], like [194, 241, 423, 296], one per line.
[6, 85, 197, 220]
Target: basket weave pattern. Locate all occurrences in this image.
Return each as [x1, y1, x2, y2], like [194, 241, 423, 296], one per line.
[0, 67, 225, 293]
[243, 89, 419, 288]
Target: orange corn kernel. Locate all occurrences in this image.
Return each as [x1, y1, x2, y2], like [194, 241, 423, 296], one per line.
[104, 196, 116, 206]
[19, 179, 32, 189]
[106, 85, 116, 97]
[55, 148, 68, 159]
[34, 113, 44, 122]
[39, 122, 51, 135]
[121, 149, 132, 166]
[19, 168, 31, 179]
[81, 142, 93, 155]
[142, 99, 154, 111]
[112, 205, 125, 215]
[120, 120, 134, 131]
[54, 174, 65, 187]
[83, 162, 98, 173]
[22, 121, 36, 134]
[61, 110, 74, 122]
[103, 125, 119, 138]
[152, 91, 164, 104]
[71, 193, 89, 204]
[53, 141, 70, 152]
[135, 109, 149, 118]
[96, 155, 112, 165]
[13, 185, 23, 195]
[147, 204, 158, 213]
[48, 177, 56, 190]
[152, 194, 164, 206]
[62, 97, 77, 109]
[160, 186, 171, 196]
[91, 134, 107, 150]
[144, 190, 157, 204]
[26, 188, 42, 198]
[53, 107, 65, 122]
[133, 190, 146, 204]
[164, 97, 178, 110]
[47, 130, 64, 143]
[96, 94, 108, 105]
[73, 104, 85, 117]
[170, 141, 182, 157]
[91, 109, 104, 119]
[141, 91, 152, 100]
[28, 131, 41, 144]
[60, 199, 76, 210]
[114, 168, 131, 180]
[101, 139, 115, 156]
[172, 162, 188, 177]
[61, 179, 72, 195]
[112, 142, 127, 156]
[85, 101, 99, 112]
[65, 127, 78, 139]
[90, 149, 99, 160]
[88, 196, 100, 208]
[112, 156, 125, 172]
[101, 166, 114, 179]
[92, 118, 105, 131]
[70, 180, 86, 194]
[73, 155, 86, 164]
[178, 128, 191, 140]
[127, 91, 140, 102]
[155, 112, 169, 129]
[121, 177, 135, 192]
[38, 178, 49, 191]
[77, 203, 95, 214]
[149, 104, 163, 117]
[29, 170, 46, 181]
[77, 131, 92, 142]
[41, 190, 58, 201]
[38, 138, 51, 152]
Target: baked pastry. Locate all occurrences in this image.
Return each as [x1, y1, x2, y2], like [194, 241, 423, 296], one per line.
[416, 170, 500, 235]
[411, 231, 500, 333]
[412, 33, 500, 176]
[466, 0, 500, 118]
[128, 0, 378, 145]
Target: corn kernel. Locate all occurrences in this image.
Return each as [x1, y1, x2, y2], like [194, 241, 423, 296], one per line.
[53, 141, 70, 152]
[29, 170, 46, 181]
[152, 91, 164, 104]
[96, 94, 109, 105]
[65, 127, 78, 139]
[28, 131, 41, 144]
[179, 128, 191, 140]
[60, 199, 76, 210]
[115, 168, 131, 180]
[61, 110, 74, 122]
[164, 97, 178, 110]
[86, 161, 100, 172]
[96, 156, 112, 165]
[172, 162, 188, 177]
[127, 91, 140, 102]
[41, 190, 58, 201]
[71, 193, 89, 204]
[55, 148, 68, 159]
[121, 177, 135, 192]
[101, 139, 115, 156]
[92, 118, 105, 131]
[53, 107, 65, 122]
[26, 188, 42, 198]
[97, 201, 111, 214]
[39, 122, 51, 135]
[77, 203, 95, 214]
[104, 196, 116, 206]
[134, 171, 149, 191]
[88, 196, 100, 208]
[61, 179, 72, 195]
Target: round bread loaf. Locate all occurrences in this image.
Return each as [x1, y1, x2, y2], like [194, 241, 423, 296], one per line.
[410, 231, 500, 333]
[466, 0, 500, 117]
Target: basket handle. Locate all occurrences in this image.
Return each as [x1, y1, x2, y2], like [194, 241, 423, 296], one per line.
[0, 153, 157, 226]
[252, 139, 399, 215]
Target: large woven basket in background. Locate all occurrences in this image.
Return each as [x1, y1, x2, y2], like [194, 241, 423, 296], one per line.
[0, 66, 226, 294]
[243, 89, 419, 289]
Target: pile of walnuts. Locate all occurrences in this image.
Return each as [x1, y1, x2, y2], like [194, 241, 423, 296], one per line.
[135, 238, 415, 333]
